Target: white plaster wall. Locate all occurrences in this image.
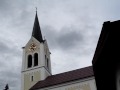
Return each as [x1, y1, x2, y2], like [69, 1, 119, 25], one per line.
[22, 37, 46, 71]
[21, 67, 51, 90]
[21, 73, 24, 90]
[21, 36, 52, 90]
[44, 40, 52, 73]
[39, 43, 45, 67]
[37, 77, 96, 90]
[22, 48, 26, 71]
[41, 67, 51, 80]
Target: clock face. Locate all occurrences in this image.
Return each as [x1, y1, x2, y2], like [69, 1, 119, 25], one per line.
[29, 43, 36, 52]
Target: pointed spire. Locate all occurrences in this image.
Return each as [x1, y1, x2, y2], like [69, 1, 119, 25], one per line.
[32, 10, 43, 42]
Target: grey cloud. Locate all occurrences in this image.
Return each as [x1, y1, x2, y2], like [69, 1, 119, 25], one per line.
[0, 1, 11, 11]
[0, 1, 16, 18]
[42, 26, 84, 50]
[0, 40, 20, 56]
[56, 28, 83, 49]
[0, 40, 21, 90]
[0, 0, 31, 29]
[0, 62, 21, 89]
[0, 67, 20, 78]
[0, 0, 25, 13]
[0, 41, 11, 54]
[0, 70, 20, 90]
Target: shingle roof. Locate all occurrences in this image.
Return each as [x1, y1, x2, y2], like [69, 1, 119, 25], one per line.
[30, 66, 94, 90]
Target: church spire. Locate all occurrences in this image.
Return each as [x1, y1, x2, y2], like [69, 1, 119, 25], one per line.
[32, 11, 43, 42]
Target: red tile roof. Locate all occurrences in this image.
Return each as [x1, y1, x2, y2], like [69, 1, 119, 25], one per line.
[30, 66, 94, 90]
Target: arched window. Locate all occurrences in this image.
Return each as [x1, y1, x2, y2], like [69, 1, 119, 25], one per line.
[28, 55, 32, 68]
[34, 53, 38, 66]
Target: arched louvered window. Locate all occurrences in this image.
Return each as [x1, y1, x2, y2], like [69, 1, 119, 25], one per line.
[28, 55, 32, 68]
[34, 53, 38, 66]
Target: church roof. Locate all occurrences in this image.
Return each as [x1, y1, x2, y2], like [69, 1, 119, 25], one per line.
[30, 66, 94, 90]
[32, 12, 43, 42]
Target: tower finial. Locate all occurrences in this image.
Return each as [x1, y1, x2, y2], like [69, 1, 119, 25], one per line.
[36, 7, 37, 13]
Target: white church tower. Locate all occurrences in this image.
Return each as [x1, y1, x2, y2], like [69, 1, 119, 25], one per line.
[21, 12, 52, 90]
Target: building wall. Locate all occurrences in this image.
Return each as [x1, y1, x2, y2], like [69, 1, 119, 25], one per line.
[38, 77, 96, 90]
[23, 69, 41, 90]
[21, 37, 51, 90]
[22, 67, 52, 90]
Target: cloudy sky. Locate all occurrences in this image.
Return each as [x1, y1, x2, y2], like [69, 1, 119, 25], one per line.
[0, 0, 120, 90]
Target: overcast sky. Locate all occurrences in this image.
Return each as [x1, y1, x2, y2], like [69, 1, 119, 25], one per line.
[0, 0, 120, 90]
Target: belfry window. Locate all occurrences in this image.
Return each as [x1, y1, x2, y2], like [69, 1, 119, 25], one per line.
[28, 55, 32, 68]
[34, 53, 38, 66]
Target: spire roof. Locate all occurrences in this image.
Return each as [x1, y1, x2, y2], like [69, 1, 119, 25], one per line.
[32, 12, 43, 42]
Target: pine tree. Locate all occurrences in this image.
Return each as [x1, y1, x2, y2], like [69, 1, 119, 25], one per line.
[3, 84, 9, 90]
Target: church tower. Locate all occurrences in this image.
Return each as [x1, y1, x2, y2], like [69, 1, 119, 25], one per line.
[21, 12, 52, 90]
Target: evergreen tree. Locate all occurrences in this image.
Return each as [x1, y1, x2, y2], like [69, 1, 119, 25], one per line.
[3, 84, 9, 90]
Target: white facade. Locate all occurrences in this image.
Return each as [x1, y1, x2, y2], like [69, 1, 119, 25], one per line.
[21, 36, 51, 90]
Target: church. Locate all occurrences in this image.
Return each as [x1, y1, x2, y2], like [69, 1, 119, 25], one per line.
[21, 12, 120, 90]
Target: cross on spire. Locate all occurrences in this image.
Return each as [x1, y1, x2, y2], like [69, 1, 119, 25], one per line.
[36, 7, 37, 13]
